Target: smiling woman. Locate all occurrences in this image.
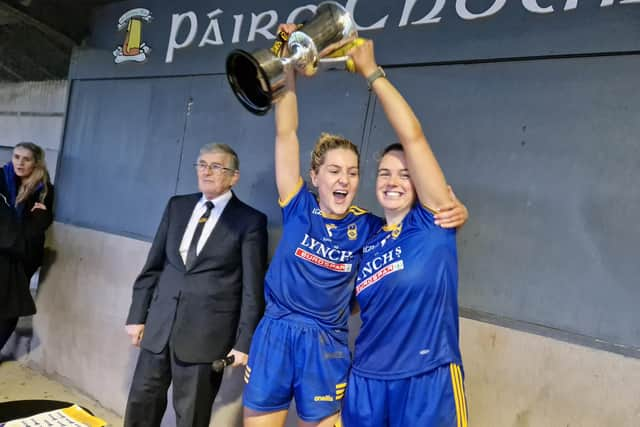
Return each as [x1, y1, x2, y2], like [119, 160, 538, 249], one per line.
[341, 39, 468, 427]
[0, 142, 54, 353]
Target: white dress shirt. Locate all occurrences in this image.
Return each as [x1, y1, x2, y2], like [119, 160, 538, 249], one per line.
[179, 191, 232, 265]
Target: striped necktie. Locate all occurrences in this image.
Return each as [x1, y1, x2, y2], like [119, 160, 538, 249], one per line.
[185, 201, 214, 270]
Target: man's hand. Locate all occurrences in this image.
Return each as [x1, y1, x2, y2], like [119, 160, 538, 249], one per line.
[434, 186, 469, 229]
[226, 349, 248, 368]
[125, 324, 145, 347]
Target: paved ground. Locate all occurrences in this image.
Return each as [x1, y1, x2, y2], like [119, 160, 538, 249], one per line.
[0, 359, 123, 426]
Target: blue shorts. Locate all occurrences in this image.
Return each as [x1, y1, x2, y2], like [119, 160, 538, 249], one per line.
[243, 316, 350, 422]
[342, 363, 468, 427]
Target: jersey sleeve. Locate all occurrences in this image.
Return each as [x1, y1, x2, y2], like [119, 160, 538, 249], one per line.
[280, 178, 314, 225]
[413, 204, 457, 235]
[362, 213, 383, 239]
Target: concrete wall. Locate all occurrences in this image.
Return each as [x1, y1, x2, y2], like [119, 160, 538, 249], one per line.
[28, 222, 640, 426]
[0, 80, 67, 180]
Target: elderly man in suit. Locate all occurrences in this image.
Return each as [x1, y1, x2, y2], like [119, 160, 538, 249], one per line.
[124, 143, 268, 427]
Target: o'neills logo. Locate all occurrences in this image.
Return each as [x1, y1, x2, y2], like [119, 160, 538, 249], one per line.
[113, 8, 153, 63]
[296, 234, 353, 272]
[355, 247, 403, 295]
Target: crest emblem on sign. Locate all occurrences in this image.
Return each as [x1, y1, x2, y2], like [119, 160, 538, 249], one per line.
[113, 8, 152, 63]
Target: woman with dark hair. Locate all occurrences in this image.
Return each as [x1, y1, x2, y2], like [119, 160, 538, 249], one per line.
[0, 142, 54, 352]
[341, 41, 469, 426]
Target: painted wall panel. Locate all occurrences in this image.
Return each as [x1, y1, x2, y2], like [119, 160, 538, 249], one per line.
[55, 78, 190, 238]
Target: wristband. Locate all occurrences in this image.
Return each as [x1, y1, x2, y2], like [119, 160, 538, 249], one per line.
[366, 66, 386, 90]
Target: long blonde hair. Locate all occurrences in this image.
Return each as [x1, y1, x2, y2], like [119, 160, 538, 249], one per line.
[14, 142, 50, 204]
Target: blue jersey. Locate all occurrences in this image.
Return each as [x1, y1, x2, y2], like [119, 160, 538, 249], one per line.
[352, 204, 461, 379]
[264, 180, 382, 332]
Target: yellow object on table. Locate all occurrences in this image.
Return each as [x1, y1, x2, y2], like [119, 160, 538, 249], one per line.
[1, 404, 107, 427]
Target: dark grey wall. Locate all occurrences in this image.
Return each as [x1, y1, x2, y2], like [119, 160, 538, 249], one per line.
[56, 78, 189, 237]
[55, 72, 372, 237]
[56, 0, 640, 353]
[358, 59, 640, 352]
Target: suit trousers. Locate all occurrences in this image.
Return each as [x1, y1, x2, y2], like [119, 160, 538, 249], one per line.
[124, 343, 224, 427]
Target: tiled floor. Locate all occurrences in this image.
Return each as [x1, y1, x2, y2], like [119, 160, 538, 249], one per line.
[0, 359, 123, 426]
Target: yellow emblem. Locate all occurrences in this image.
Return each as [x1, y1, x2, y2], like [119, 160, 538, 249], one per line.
[391, 223, 402, 239]
[347, 224, 357, 240]
[113, 8, 152, 63]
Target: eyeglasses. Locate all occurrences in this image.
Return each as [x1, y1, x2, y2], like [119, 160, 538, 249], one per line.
[194, 162, 236, 175]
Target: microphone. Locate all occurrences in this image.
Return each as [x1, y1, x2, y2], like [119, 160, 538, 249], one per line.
[211, 355, 235, 372]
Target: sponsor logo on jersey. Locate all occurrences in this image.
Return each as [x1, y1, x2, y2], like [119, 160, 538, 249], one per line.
[295, 248, 352, 272]
[314, 395, 334, 402]
[356, 247, 404, 295]
[296, 233, 353, 266]
[358, 247, 403, 278]
[355, 260, 404, 295]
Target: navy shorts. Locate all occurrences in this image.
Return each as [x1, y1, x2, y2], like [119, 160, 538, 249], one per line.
[342, 363, 468, 427]
[243, 316, 350, 422]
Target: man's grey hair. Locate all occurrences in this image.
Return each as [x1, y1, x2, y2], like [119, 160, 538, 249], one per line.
[199, 143, 239, 170]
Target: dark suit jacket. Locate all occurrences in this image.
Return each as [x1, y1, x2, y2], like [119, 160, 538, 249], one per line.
[126, 192, 268, 363]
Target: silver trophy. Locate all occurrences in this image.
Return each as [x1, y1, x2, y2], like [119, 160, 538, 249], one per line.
[226, 1, 361, 115]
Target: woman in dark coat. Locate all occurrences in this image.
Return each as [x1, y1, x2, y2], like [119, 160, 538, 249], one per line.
[0, 142, 54, 351]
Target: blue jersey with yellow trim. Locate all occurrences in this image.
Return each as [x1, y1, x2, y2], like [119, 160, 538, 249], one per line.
[264, 181, 382, 332]
[352, 204, 461, 379]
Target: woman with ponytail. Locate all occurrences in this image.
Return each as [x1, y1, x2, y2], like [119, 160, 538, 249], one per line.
[0, 142, 54, 353]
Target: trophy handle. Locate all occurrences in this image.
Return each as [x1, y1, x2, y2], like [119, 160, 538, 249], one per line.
[318, 38, 366, 73]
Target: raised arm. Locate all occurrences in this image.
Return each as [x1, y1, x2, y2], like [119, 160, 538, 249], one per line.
[274, 23, 302, 201]
[349, 40, 450, 211]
